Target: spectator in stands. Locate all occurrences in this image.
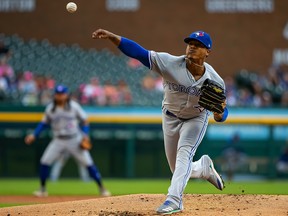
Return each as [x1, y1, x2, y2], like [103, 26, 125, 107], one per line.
[142, 73, 156, 91]
[18, 71, 38, 105]
[103, 80, 119, 105]
[154, 76, 164, 92]
[276, 146, 288, 174]
[237, 88, 253, 107]
[127, 58, 142, 69]
[81, 77, 105, 105]
[224, 76, 237, 107]
[0, 75, 8, 100]
[221, 133, 247, 181]
[281, 91, 288, 107]
[0, 43, 14, 92]
[38, 75, 55, 105]
[117, 80, 132, 105]
[0, 40, 12, 60]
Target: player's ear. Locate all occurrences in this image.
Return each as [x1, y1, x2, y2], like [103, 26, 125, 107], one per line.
[206, 49, 211, 58]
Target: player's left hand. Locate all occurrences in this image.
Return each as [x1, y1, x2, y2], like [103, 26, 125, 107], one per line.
[198, 78, 226, 113]
[213, 101, 226, 120]
[80, 136, 92, 150]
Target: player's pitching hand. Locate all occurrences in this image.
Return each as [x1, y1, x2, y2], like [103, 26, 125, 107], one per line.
[25, 134, 35, 145]
[92, 29, 121, 46]
[92, 29, 113, 39]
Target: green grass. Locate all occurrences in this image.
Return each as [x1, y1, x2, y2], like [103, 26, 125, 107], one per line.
[0, 178, 288, 196]
[0, 203, 28, 208]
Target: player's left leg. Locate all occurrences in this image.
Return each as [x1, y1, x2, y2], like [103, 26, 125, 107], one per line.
[189, 155, 224, 190]
[68, 135, 111, 196]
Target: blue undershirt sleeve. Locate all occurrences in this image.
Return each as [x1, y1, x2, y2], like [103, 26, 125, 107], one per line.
[33, 122, 49, 138]
[80, 124, 90, 136]
[118, 37, 150, 68]
[215, 107, 229, 122]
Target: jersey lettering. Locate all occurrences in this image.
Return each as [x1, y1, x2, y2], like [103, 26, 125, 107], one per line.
[166, 81, 201, 97]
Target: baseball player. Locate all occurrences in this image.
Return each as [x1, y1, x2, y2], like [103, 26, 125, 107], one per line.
[24, 85, 111, 197]
[92, 29, 228, 214]
[50, 151, 90, 182]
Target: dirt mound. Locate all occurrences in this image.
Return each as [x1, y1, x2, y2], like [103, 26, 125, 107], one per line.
[1, 194, 287, 216]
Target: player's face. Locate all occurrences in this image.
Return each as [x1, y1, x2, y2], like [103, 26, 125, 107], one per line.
[186, 40, 210, 60]
[54, 93, 68, 103]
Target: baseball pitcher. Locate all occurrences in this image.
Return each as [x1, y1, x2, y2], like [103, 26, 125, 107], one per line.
[25, 85, 110, 197]
[92, 29, 228, 214]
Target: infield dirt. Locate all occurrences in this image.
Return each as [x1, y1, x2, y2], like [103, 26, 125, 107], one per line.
[0, 194, 287, 216]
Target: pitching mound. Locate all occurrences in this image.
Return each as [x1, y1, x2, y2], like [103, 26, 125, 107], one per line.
[1, 194, 287, 216]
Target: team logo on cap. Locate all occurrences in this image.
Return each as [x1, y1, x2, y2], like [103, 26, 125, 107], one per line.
[196, 32, 204, 37]
[57, 86, 63, 91]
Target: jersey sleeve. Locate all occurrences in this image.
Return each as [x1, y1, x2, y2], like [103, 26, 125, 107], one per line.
[41, 104, 52, 123]
[149, 51, 171, 76]
[73, 101, 88, 121]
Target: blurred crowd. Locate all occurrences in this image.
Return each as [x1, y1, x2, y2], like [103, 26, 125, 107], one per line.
[226, 65, 288, 107]
[1, 41, 288, 107]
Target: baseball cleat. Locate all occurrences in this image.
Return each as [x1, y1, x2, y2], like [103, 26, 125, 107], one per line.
[156, 200, 182, 215]
[33, 190, 48, 197]
[202, 155, 224, 190]
[100, 188, 111, 197]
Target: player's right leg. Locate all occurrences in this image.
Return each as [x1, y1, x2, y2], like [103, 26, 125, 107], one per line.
[34, 139, 64, 197]
[162, 113, 181, 174]
[50, 151, 70, 181]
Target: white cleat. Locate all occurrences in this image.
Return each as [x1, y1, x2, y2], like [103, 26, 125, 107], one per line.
[202, 155, 225, 190]
[100, 188, 111, 197]
[33, 190, 48, 197]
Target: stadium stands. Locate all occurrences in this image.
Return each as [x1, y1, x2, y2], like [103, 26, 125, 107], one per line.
[0, 34, 287, 107]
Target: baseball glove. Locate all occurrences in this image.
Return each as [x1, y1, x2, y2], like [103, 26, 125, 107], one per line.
[80, 136, 92, 150]
[198, 78, 226, 113]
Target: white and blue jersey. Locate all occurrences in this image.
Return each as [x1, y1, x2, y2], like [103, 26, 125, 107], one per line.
[42, 100, 87, 137]
[149, 51, 225, 119]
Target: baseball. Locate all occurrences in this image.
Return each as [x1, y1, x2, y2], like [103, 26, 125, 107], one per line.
[66, 2, 77, 13]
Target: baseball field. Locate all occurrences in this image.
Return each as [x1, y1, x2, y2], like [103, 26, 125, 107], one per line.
[0, 178, 287, 215]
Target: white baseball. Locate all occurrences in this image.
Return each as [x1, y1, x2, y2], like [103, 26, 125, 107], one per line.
[66, 2, 77, 13]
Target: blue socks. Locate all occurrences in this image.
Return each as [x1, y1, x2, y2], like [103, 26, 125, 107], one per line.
[40, 164, 50, 191]
[87, 165, 103, 188]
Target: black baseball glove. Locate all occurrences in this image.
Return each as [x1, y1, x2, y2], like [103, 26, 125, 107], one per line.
[198, 78, 226, 113]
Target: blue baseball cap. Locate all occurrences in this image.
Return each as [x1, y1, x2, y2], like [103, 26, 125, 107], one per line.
[184, 31, 212, 49]
[54, 85, 68, 94]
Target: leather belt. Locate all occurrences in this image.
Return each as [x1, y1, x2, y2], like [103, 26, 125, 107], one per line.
[165, 110, 190, 121]
[57, 134, 77, 139]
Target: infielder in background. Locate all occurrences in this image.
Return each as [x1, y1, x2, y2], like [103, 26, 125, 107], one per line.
[92, 29, 228, 214]
[25, 85, 110, 197]
[50, 151, 90, 182]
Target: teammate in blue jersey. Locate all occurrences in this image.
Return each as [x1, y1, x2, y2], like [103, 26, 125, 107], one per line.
[25, 85, 110, 197]
[92, 29, 228, 215]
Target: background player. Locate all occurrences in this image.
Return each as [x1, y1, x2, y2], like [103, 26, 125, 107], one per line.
[24, 84, 110, 197]
[50, 151, 90, 182]
[92, 29, 228, 214]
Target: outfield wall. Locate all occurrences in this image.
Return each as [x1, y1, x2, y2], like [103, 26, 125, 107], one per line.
[0, 106, 287, 179]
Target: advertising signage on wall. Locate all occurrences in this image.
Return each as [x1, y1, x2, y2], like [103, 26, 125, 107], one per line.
[106, 0, 140, 12]
[0, 0, 35, 12]
[206, 0, 274, 13]
[273, 49, 288, 65]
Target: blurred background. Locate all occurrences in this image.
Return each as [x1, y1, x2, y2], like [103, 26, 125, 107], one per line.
[0, 0, 288, 182]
